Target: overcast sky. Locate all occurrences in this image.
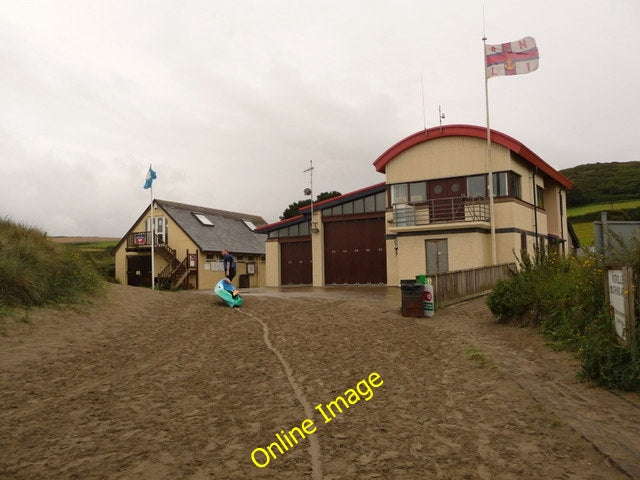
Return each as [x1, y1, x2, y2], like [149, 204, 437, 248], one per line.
[1, 0, 638, 237]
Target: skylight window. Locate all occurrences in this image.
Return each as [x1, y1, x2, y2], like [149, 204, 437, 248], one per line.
[194, 213, 214, 226]
[243, 219, 257, 231]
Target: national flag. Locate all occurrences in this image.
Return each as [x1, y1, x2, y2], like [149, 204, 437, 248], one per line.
[143, 166, 157, 189]
[485, 36, 539, 78]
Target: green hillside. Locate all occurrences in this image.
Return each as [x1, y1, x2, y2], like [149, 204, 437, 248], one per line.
[561, 161, 640, 208]
[567, 199, 640, 217]
[561, 162, 640, 247]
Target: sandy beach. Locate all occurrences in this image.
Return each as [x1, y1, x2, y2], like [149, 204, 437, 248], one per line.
[1, 283, 638, 479]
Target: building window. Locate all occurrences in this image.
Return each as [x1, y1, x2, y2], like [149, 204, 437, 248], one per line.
[491, 171, 521, 199]
[536, 186, 545, 208]
[492, 172, 508, 197]
[323, 191, 386, 217]
[269, 222, 310, 238]
[146, 216, 168, 243]
[520, 232, 527, 252]
[391, 182, 427, 205]
[364, 195, 376, 212]
[510, 173, 522, 199]
[467, 175, 486, 197]
[392, 173, 521, 204]
[242, 219, 257, 230]
[391, 184, 408, 205]
[408, 182, 427, 203]
[193, 213, 214, 226]
[299, 222, 310, 235]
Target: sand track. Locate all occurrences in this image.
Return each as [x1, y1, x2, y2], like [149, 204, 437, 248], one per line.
[1, 284, 638, 479]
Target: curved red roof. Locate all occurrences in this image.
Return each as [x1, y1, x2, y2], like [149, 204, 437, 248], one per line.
[373, 124, 572, 189]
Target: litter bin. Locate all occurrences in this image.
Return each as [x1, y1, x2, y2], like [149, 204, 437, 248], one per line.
[416, 275, 435, 317]
[401, 281, 424, 317]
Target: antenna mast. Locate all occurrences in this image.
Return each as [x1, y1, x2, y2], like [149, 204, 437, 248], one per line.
[303, 160, 315, 230]
[421, 73, 427, 131]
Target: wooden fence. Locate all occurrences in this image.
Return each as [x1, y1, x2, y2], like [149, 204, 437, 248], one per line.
[431, 263, 516, 306]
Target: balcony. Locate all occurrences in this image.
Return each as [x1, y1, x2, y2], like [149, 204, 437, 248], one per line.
[125, 231, 158, 251]
[391, 196, 490, 228]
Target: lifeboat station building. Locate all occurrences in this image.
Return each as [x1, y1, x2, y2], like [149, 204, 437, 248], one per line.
[256, 124, 574, 287]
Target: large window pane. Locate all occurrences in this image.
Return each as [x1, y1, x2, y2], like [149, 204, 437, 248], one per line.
[492, 172, 508, 197]
[409, 181, 427, 203]
[510, 172, 521, 198]
[364, 195, 376, 212]
[391, 183, 408, 205]
[467, 175, 486, 197]
[536, 186, 545, 208]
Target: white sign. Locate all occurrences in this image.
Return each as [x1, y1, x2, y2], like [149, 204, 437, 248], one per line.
[204, 261, 224, 272]
[607, 269, 628, 341]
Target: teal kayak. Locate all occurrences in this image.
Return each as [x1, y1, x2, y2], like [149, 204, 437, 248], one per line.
[214, 279, 243, 307]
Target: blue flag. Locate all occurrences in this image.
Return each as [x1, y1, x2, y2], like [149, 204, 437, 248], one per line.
[143, 166, 157, 189]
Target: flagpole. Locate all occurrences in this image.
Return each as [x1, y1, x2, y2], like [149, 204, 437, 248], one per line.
[483, 36, 497, 265]
[149, 164, 155, 290]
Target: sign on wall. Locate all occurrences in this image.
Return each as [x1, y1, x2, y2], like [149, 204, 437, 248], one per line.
[606, 266, 635, 344]
[205, 261, 224, 271]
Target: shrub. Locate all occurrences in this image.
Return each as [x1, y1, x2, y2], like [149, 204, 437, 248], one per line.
[486, 247, 639, 391]
[486, 275, 534, 322]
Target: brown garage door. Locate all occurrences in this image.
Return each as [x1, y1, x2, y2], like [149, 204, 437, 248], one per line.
[127, 255, 151, 287]
[324, 218, 386, 284]
[280, 240, 312, 285]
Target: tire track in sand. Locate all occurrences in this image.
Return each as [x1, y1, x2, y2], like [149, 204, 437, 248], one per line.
[237, 309, 323, 480]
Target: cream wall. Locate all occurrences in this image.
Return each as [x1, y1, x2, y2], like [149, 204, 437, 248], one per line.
[510, 158, 534, 204]
[114, 248, 127, 285]
[310, 210, 325, 287]
[386, 230, 491, 285]
[198, 256, 266, 290]
[385, 136, 512, 184]
[264, 240, 280, 287]
[494, 201, 545, 234]
[543, 184, 569, 241]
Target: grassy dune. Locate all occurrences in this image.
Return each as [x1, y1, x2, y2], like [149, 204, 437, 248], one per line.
[0, 219, 103, 309]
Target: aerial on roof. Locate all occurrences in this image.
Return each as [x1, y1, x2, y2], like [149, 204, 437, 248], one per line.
[373, 124, 573, 190]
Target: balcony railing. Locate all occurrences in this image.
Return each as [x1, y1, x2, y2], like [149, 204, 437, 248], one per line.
[392, 196, 489, 227]
[127, 231, 156, 248]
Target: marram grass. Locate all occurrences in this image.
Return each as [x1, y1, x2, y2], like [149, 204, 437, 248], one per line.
[0, 218, 102, 308]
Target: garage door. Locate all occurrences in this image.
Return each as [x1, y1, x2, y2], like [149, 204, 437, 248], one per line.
[324, 218, 386, 284]
[280, 240, 312, 285]
[127, 255, 151, 287]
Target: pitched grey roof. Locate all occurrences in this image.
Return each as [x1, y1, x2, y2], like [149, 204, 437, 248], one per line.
[156, 199, 267, 254]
